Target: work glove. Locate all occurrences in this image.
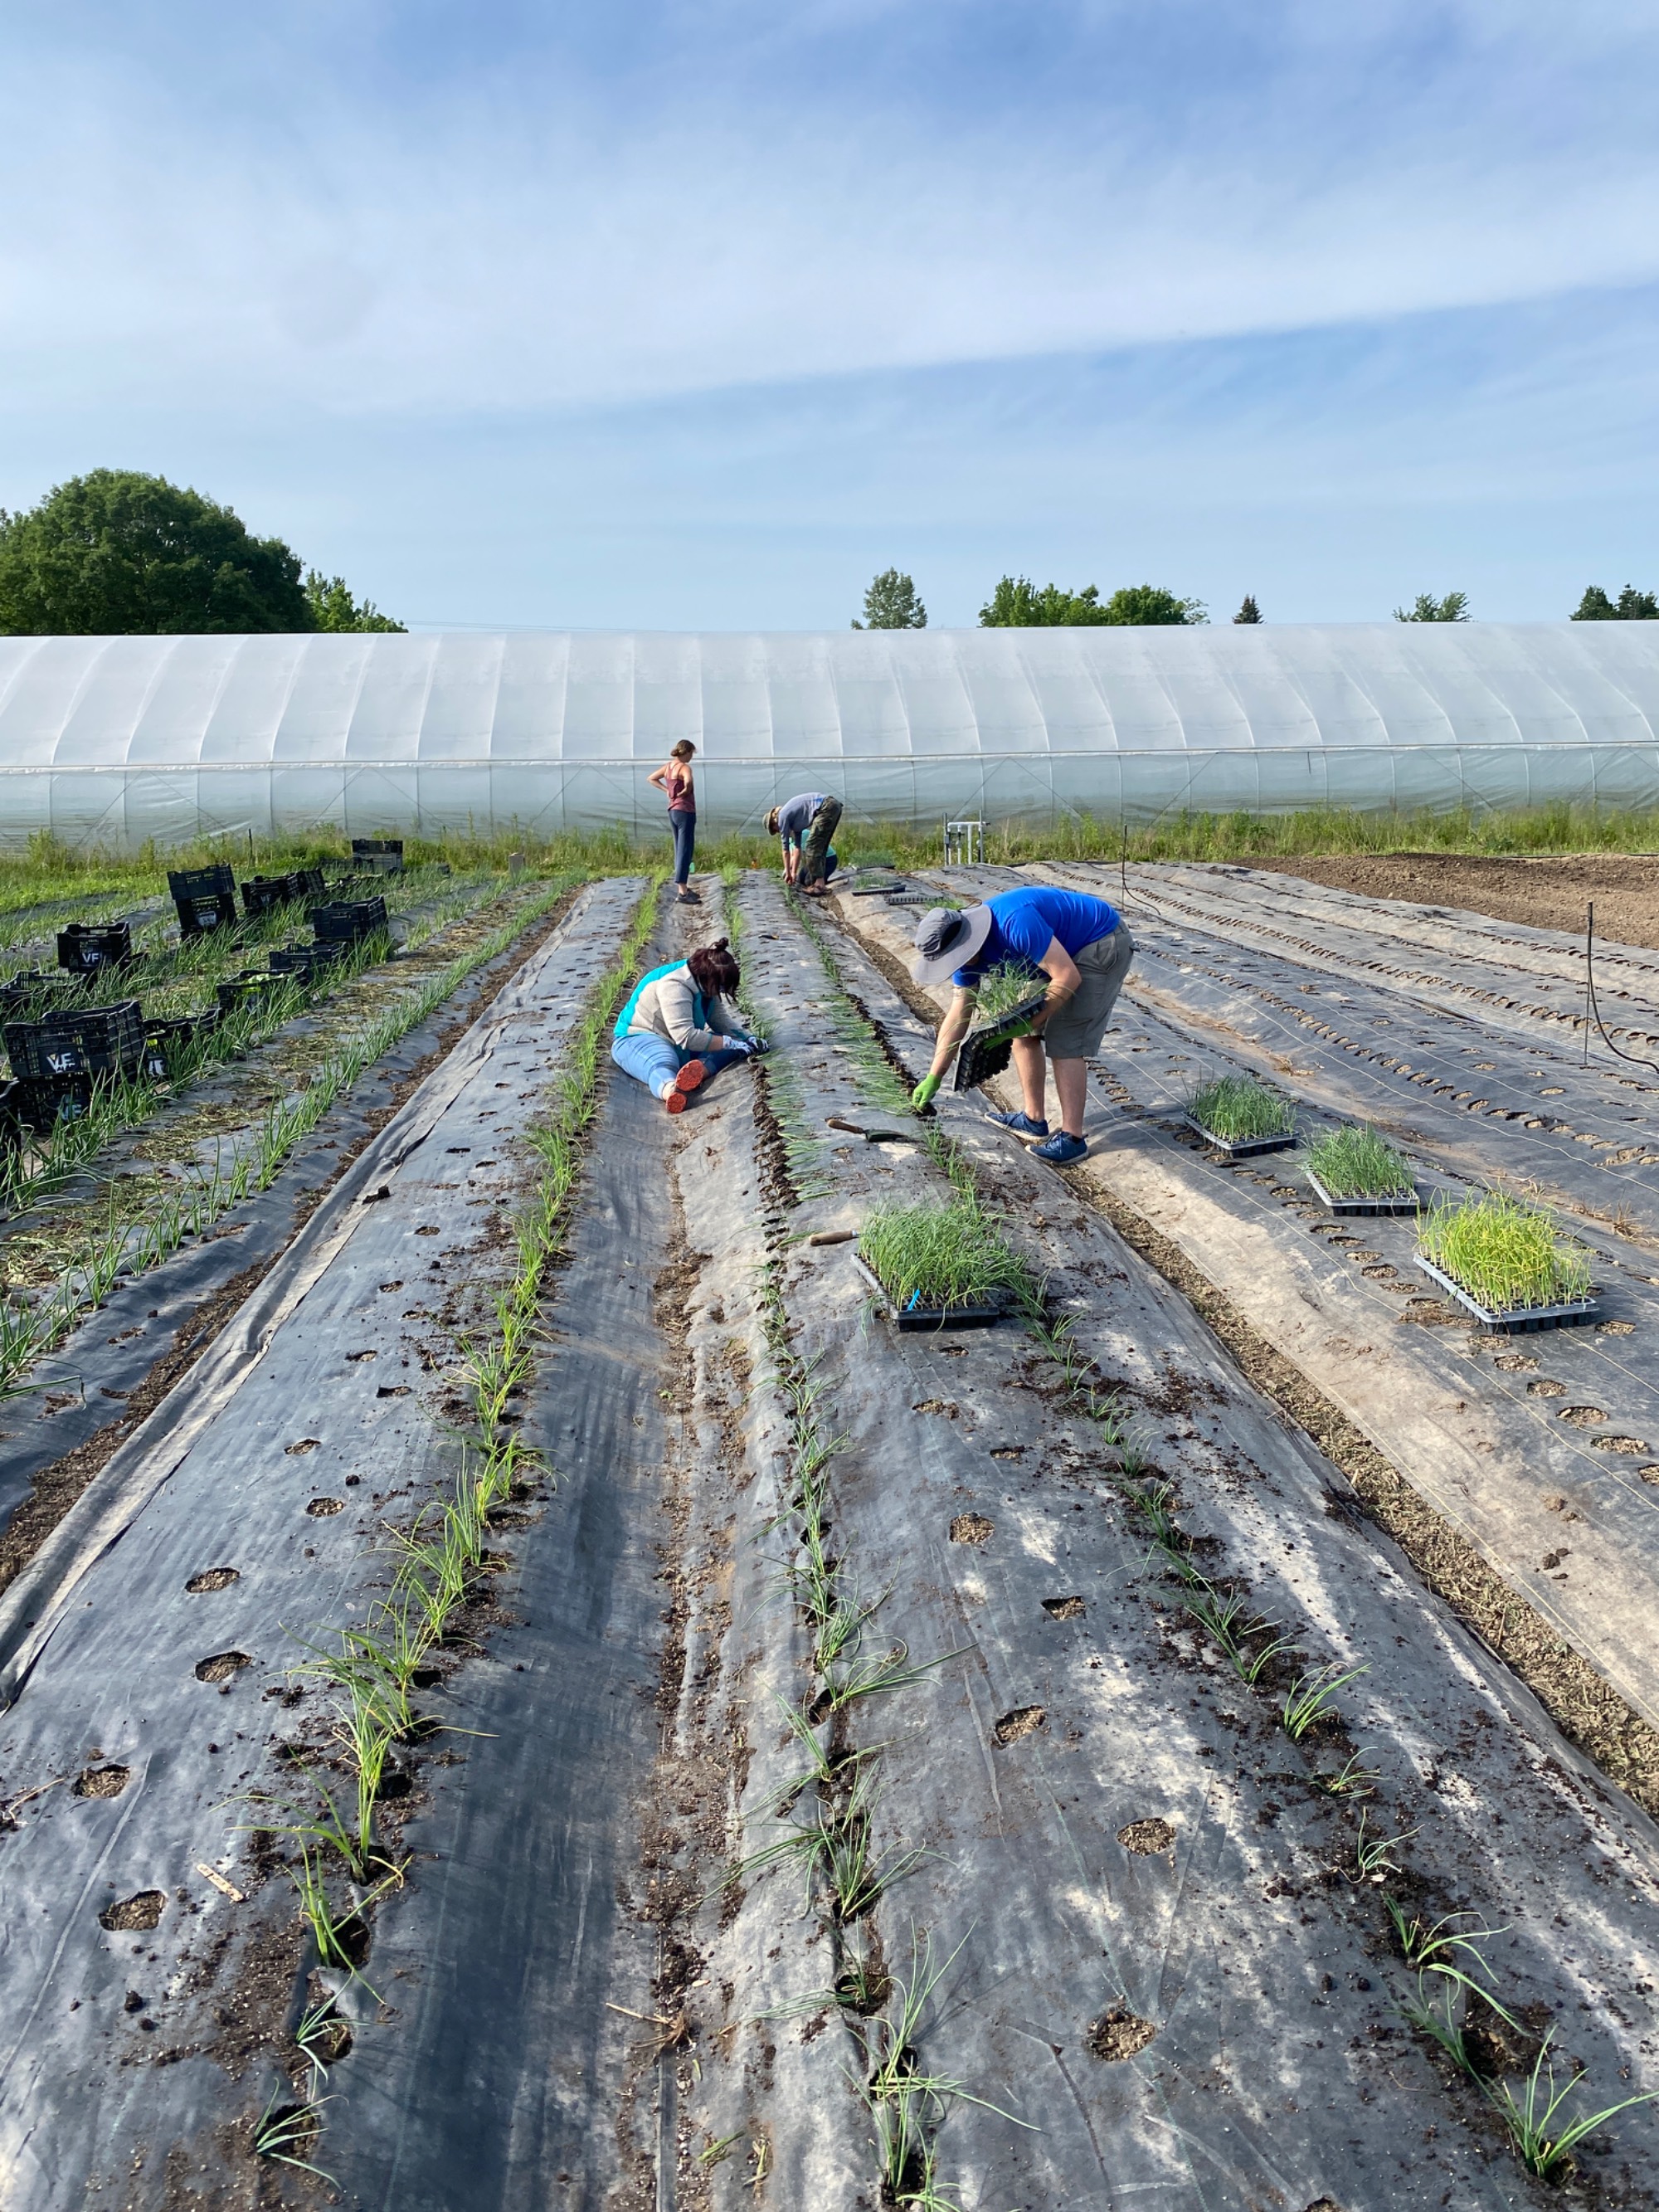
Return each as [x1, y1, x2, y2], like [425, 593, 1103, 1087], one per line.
[747, 1033, 771, 1055]
[911, 1072, 941, 1112]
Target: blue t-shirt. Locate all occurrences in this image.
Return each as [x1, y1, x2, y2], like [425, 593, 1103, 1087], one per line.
[953, 885, 1121, 988]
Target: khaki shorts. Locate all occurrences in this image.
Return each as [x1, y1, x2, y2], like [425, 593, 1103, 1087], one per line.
[1040, 923, 1134, 1060]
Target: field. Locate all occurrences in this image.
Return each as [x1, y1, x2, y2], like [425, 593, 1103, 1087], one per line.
[1, 829, 1657, 2210]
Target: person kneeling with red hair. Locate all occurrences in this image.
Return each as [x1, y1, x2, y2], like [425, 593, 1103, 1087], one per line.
[610, 938, 768, 1113]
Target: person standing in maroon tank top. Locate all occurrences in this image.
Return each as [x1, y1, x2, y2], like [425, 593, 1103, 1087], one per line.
[649, 739, 699, 904]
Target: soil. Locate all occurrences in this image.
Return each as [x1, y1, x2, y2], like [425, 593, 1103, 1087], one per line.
[1253, 852, 1659, 950]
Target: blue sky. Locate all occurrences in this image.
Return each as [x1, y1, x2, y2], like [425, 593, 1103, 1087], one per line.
[3, 2, 1657, 629]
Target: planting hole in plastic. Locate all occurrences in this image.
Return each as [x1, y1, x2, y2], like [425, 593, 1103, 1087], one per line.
[74, 1765, 130, 1799]
[99, 1891, 164, 1932]
[194, 1651, 252, 1683]
[185, 1567, 240, 1593]
[949, 1513, 994, 1545]
[1116, 1818, 1175, 1854]
[1087, 2005, 1158, 2061]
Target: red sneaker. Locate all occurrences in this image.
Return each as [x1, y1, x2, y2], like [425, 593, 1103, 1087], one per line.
[672, 1060, 706, 1096]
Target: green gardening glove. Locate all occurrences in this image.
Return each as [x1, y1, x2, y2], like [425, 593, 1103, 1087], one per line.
[912, 1072, 941, 1112]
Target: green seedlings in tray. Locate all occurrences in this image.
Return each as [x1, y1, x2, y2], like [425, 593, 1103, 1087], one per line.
[1185, 1073, 1295, 1143]
[1280, 1660, 1369, 1741]
[1304, 1122, 1414, 1201]
[859, 1193, 1028, 1316]
[1485, 2032, 1659, 2180]
[1418, 1187, 1592, 1314]
[971, 961, 1044, 1026]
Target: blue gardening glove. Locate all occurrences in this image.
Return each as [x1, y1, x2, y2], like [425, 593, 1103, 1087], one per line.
[747, 1033, 771, 1055]
[912, 1072, 941, 1112]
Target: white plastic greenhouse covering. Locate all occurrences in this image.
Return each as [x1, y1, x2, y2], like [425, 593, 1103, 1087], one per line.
[1, 621, 1657, 850]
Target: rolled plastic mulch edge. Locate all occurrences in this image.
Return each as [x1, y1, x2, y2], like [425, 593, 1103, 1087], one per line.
[1306, 1166, 1419, 1216]
[851, 1249, 1010, 1331]
[1184, 1113, 1297, 1159]
[1412, 1251, 1600, 1333]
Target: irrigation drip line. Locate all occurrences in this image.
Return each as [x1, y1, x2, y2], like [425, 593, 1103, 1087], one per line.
[1584, 899, 1659, 1079]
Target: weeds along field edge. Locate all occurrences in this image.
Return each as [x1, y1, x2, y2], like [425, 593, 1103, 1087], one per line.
[241, 875, 664, 2175]
[0, 876, 585, 1408]
[776, 884, 1659, 2199]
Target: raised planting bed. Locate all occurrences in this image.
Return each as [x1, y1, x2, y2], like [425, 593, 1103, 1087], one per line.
[1303, 1123, 1418, 1215]
[1414, 1188, 1598, 1331]
[1185, 1073, 1297, 1157]
[854, 1193, 1025, 1328]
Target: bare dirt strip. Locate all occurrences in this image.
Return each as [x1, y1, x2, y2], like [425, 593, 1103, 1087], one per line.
[1253, 852, 1659, 953]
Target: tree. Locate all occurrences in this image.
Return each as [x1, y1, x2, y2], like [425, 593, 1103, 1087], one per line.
[304, 571, 406, 633]
[852, 568, 927, 629]
[1573, 583, 1659, 621]
[978, 577, 1205, 626]
[0, 470, 401, 635]
[1394, 591, 1470, 622]
[1233, 594, 1262, 624]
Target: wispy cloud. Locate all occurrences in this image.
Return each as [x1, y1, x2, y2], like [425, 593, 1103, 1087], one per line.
[5, 3, 1659, 414]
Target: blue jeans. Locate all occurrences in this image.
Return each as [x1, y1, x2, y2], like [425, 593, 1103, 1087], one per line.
[668, 809, 696, 887]
[612, 1032, 746, 1099]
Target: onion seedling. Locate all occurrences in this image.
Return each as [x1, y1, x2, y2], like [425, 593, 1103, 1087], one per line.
[1304, 1123, 1414, 1201]
[253, 2089, 335, 2183]
[1486, 2033, 1659, 2180]
[1281, 1661, 1369, 1742]
[1352, 1807, 1418, 1882]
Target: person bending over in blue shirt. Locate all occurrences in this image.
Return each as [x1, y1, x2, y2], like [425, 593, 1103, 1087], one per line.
[907, 886, 1135, 1164]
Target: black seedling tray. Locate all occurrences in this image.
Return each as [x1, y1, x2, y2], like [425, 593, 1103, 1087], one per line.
[310, 895, 388, 943]
[1306, 1167, 1418, 1216]
[1411, 1255, 1599, 1333]
[953, 992, 1048, 1092]
[853, 1251, 1010, 1331]
[216, 971, 289, 1017]
[4, 999, 146, 1079]
[883, 891, 933, 907]
[56, 922, 134, 973]
[270, 942, 341, 986]
[1185, 1114, 1297, 1159]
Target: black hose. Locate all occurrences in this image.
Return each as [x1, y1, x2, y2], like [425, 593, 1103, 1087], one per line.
[1583, 899, 1659, 1078]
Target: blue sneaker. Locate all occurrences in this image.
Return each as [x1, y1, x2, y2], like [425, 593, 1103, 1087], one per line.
[1032, 1131, 1088, 1165]
[990, 1110, 1048, 1138]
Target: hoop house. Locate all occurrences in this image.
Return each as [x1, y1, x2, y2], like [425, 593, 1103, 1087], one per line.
[0, 621, 1656, 849]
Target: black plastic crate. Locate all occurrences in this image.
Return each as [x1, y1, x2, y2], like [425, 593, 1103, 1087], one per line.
[15, 1072, 95, 1129]
[294, 865, 328, 899]
[4, 999, 146, 1080]
[216, 971, 289, 1019]
[0, 1079, 24, 1152]
[141, 1016, 199, 1080]
[57, 921, 134, 974]
[175, 889, 239, 938]
[270, 942, 341, 987]
[0, 971, 81, 1020]
[309, 895, 388, 944]
[351, 837, 404, 860]
[168, 865, 236, 902]
[241, 872, 304, 918]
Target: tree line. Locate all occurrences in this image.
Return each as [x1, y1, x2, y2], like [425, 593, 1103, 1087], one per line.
[0, 470, 402, 635]
[853, 572, 1659, 629]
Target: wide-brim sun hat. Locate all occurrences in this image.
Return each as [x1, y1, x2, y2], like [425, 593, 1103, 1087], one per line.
[912, 903, 994, 985]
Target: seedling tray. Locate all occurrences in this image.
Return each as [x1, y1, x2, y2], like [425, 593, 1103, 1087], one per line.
[852, 1251, 1010, 1331]
[954, 992, 1048, 1092]
[1411, 1254, 1599, 1333]
[1184, 1114, 1297, 1159]
[1306, 1167, 1418, 1216]
[241, 873, 305, 918]
[216, 971, 289, 1016]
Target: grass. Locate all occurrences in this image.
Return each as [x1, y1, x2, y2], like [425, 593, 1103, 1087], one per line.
[858, 1193, 1029, 1315]
[1418, 1188, 1593, 1313]
[1185, 1074, 1295, 1143]
[1305, 1123, 1415, 1200]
